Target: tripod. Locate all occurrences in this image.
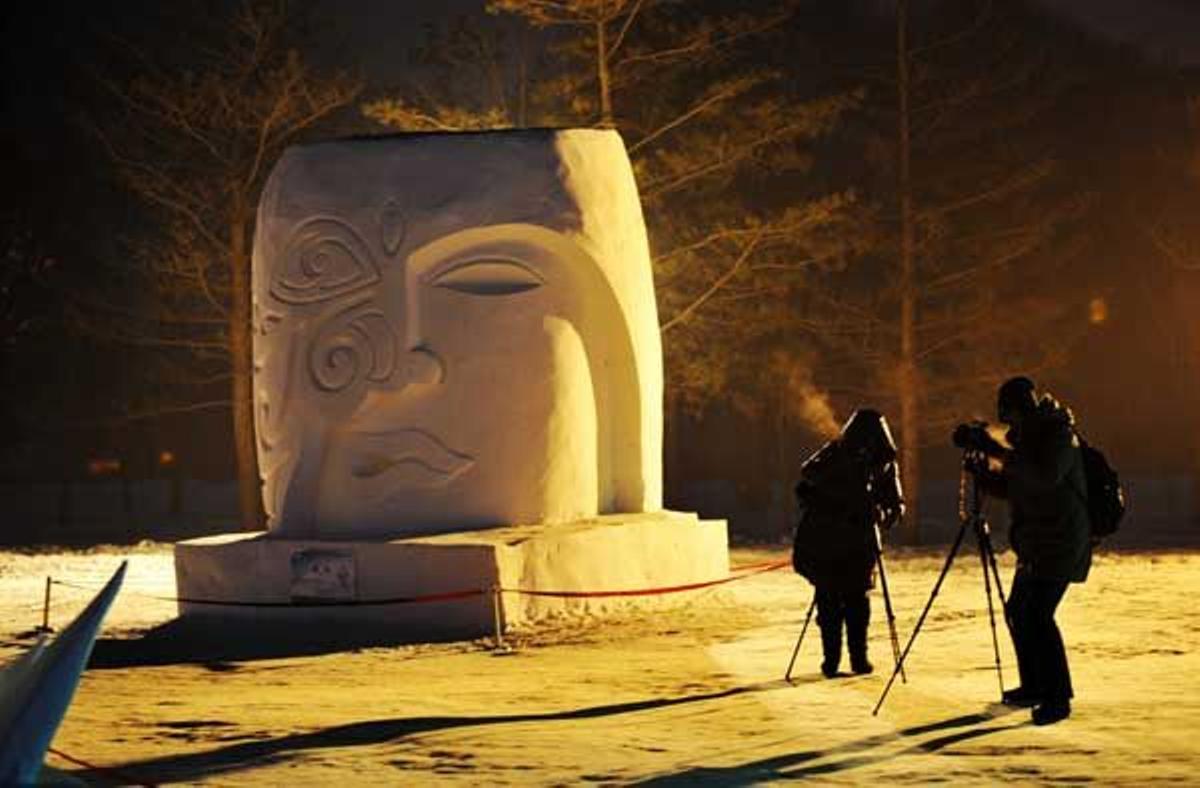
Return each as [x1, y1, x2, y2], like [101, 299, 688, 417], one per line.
[872, 451, 1011, 716]
[874, 523, 906, 684]
[784, 597, 816, 683]
[784, 520, 907, 683]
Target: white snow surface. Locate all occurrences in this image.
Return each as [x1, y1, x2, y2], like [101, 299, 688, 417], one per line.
[2, 543, 1197, 785]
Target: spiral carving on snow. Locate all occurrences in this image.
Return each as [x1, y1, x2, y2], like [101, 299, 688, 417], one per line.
[307, 304, 397, 394]
[272, 217, 380, 305]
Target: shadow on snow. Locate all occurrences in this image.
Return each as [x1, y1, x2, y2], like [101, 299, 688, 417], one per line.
[634, 705, 1028, 785]
[72, 678, 816, 784]
[72, 679, 1027, 785]
[86, 617, 482, 670]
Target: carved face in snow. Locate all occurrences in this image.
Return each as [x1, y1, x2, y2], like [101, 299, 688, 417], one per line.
[252, 130, 662, 539]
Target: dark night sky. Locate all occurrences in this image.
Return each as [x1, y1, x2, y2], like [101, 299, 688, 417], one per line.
[1039, 0, 1200, 64]
[313, 0, 1200, 75]
[2, 0, 1198, 487]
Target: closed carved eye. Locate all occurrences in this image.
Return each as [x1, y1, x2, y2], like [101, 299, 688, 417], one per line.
[429, 259, 544, 296]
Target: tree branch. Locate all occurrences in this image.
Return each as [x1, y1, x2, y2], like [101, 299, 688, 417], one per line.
[628, 81, 746, 155]
[661, 227, 765, 333]
[910, 0, 993, 59]
[606, 0, 645, 60]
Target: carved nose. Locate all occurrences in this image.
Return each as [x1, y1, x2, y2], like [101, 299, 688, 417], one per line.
[404, 347, 444, 385]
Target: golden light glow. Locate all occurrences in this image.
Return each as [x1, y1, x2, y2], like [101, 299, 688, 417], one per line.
[159, 450, 176, 466]
[88, 458, 122, 476]
[1089, 297, 1108, 325]
[985, 424, 1012, 447]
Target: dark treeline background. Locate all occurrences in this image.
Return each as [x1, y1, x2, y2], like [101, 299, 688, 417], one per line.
[1, 0, 1197, 545]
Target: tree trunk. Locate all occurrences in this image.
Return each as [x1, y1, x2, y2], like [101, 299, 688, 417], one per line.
[1193, 396, 1200, 527]
[57, 479, 73, 534]
[775, 395, 792, 542]
[896, 0, 921, 543]
[120, 464, 134, 516]
[596, 20, 613, 127]
[897, 360, 920, 543]
[664, 387, 680, 504]
[517, 27, 529, 127]
[169, 471, 184, 518]
[229, 193, 263, 530]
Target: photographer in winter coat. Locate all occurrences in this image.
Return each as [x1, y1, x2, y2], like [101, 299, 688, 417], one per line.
[970, 376, 1091, 725]
[792, 409, 904, 678]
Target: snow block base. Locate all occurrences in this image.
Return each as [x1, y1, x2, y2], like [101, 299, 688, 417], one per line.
[173, 511, 728, 640]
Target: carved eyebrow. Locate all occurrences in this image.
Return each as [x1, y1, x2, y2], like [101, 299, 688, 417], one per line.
[427, 258, 545, 296]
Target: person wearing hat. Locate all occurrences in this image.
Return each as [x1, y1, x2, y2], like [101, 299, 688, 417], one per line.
[792, 409, 905, 678]
[974, 376, 1091, 725]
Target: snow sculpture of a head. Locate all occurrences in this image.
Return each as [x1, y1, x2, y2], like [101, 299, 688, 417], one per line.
[252, 129, 663, 538]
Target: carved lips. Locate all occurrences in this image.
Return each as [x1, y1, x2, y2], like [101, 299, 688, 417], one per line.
[348, 428, 474, 486]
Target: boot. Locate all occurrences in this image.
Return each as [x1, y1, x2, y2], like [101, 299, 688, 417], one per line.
[845, 593, 873, 675]
[816, 590, 842, 678]
[821, 641, 841, 678]
[1002, 686, 1042, 708]
[1032, 700, 1071, 726]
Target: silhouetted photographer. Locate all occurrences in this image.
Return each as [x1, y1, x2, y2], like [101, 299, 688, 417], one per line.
[791, 409, 904, 678]
[964, 376, 1093, 726]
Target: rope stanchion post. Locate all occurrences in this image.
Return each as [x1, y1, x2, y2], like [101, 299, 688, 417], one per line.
[490, 584, 511, 653]
[40, 576, 52, 634]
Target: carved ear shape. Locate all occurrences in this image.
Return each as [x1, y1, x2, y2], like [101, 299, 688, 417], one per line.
[272, 218, 380, 305]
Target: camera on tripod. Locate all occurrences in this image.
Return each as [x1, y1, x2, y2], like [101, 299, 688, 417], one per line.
[952, 421, 1009, 476]
[952, 421, 1008, 456]
[875, 419, 1013, 715]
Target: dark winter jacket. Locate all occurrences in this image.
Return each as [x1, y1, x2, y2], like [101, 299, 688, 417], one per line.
[978, 396, 1092, 583]
[791, 440, 903, 593]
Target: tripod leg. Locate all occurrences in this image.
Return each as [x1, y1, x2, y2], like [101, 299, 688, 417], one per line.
[785, 596, 817, 683]
[977, 523, 1006, 699]
[875, 547, 907, 684]
[982, 533, 1011, 632]
[872, 519, 969, 716]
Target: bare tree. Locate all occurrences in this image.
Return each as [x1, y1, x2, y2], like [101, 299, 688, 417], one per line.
[802, 0, 1090, 540]
[1145, 97, 1200, 272]
[1141, 94, 1200, 513]
[365, 0, 863, 419]
[362, 14, 538, 131]
[85, 0, 362, 528]
[0, 213, 55, 354]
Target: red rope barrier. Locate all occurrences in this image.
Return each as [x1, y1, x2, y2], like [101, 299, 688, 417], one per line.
[47, 557, 792, 608]
[50, 579, 485, 608]
[728, 558, 792, 573]
[174, 588, 487, 608]
[500, 558, 791, 599]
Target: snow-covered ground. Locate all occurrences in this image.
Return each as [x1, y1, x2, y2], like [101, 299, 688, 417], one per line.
[3, 542, 1198, 785]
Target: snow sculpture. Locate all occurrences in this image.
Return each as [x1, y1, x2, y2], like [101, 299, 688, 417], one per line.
[253, 129, 663, 538]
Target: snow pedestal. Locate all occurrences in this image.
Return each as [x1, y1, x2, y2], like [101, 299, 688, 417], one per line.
[174, 512, 728, 638]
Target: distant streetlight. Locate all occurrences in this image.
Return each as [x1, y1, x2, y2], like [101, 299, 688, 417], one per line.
[87, 458, 121, 476]
[1089, 297, 1108, 325]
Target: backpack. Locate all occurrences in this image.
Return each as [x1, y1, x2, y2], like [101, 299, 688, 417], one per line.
[1077, 438, 1126, 539]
